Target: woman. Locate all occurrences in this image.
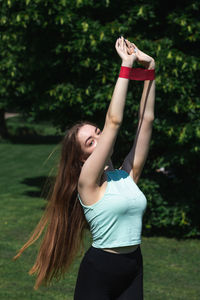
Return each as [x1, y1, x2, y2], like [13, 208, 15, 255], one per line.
[13, 37, 155, 299]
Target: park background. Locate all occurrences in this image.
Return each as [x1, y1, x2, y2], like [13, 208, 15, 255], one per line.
[0, 0, 199, 299]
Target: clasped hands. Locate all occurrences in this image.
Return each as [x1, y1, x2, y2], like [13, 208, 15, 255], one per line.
[115, 36, 155, 70]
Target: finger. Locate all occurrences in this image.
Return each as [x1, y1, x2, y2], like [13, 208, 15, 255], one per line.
[115, 38, 120, 48]
[119, 37, 122, 50]
[115, 38, 122, 50]
[124, 46, 128, 55]
[117, 37, 121, 49]
[123, 38, 128, 54]
[125, 40, 135, 54]
[126, 39, 135, 48]
[124, 39, 129, 48]
[127, 47, 132, 55]
[121, 36, 125, 50]
[120, 38, 123, 48]
[125, 40, 132, 54]
[129, 42, 139, 54]
[131, 42, 138, 49]
[129, 46, 135, 55]
[126, 40, 132, 48]
[125, 45, 130, 55]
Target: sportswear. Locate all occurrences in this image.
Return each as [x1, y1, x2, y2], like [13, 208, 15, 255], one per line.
[78, 169, 147, 248]
[74, 245, 143, 299]
[119, 66, 155, 80]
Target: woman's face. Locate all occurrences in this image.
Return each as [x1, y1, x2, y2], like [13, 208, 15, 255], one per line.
[77, 124, 101, 162]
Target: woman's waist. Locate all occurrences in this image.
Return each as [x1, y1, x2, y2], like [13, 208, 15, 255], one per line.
[102, 244, 140, 254]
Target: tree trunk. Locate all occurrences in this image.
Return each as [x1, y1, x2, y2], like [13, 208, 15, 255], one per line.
[0, 108, 9, 139]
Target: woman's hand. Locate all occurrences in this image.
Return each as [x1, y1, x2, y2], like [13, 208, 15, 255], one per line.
[125, 40, 155, 70]
[115, 37, 137, 68]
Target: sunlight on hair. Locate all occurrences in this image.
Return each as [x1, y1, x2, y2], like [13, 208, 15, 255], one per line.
[42, 144, 60, 167]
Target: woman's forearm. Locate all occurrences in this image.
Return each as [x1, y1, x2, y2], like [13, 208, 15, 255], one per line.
[139, 78, 155, 121]
[107, 77, 129, 125]
[107, 61, 132, 125]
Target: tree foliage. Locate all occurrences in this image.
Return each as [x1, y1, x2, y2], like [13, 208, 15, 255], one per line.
[0, 0, 199, 237]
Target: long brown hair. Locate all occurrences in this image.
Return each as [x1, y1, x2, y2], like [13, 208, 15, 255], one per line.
[13, 121, 97, 290]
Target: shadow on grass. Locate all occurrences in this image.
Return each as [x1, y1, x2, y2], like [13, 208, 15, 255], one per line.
[9, 133, 63, 145]
[143, 225, 200, 241]
[22, 176, 55, 200]
[4, 122, 63, 144]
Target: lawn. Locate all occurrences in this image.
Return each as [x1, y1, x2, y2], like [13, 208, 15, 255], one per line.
[0, 117, 200, 299]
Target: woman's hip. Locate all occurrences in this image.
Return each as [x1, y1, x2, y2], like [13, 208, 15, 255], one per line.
[82, 244, 143, 278]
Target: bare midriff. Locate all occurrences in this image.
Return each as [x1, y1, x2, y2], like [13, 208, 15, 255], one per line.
[102, 244, 139, 254]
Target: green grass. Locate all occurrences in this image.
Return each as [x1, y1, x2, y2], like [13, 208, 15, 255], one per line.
[0, 118, 200, 299]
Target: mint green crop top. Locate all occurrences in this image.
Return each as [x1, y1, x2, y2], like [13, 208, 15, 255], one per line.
[78, 169, 147, 249]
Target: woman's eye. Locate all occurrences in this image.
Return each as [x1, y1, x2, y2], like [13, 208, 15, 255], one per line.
[89, 140, 94, 146]
[97, 130, 101, 135]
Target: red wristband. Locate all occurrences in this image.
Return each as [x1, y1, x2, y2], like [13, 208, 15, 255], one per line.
[119, 66, 155, 81]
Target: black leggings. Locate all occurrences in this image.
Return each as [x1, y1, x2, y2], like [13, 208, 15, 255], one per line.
[74, 245, 143, 300]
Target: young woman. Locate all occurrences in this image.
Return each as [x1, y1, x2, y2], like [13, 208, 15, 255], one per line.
[13, 37, 155, 299]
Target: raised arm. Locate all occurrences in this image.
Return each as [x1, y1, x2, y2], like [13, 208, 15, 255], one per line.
[121, 42, 156, 184]
[78, 38, 137, 191]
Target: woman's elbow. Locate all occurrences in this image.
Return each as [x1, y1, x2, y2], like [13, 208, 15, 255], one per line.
[140, 114, 155, 123]
[106, 114, 122, 126]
